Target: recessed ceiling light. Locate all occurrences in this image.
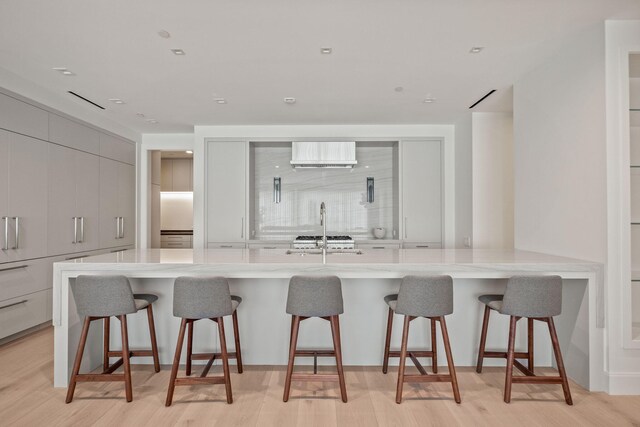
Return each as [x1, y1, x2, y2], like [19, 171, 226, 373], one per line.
[158, 30, 171, 39]
[108, 98, 125, 104]
[52, 67, 75, 76]
[145, 119, 158, 124]
[321, 47, 332, 54]
[423, 97, 436, 103]
[470, 47, 484, 53]
[214, 98, 227, 104]
[171, 49, 185, 55]
[185, 150, 193, 154]
[284, 97, 296, 104]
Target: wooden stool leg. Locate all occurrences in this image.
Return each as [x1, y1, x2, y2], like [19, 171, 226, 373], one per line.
[330, 315, 348, 402]
[283, 315, 300, 402]
[166, 318, 187, 406]
[146, 305, 161, 373]
[186, 320, 193, 376]
[119, 315, 133, 402]
[527, 318, 534, 373]
[431, 318, 438, 374]
[217, 317, 233, 404]
[232, 310, 243, 374]
[103, 317, 110, 372]
[395, 315, 411, 404]
[382, 307, 393, 374]
[504, 316, 518, 403]
[439, 316, 461, 403]
[476, 305, 491, 373]
[66, 317, 91, 404]
[547, 317, 573, 405]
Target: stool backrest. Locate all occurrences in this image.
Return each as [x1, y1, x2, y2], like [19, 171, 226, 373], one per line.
[286, 275, 343, 317]
[395, 275, 453, 317]
[71, 275, 137, 317]
[501, 275, 562, 318]
[173, 276, 233, 319]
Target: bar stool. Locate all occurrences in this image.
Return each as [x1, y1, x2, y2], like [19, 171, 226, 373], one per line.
[381, 275, 460, 404]
[475, 275, 572, 405]
[66, 275, 160, 403]
[165, 277, 243, 406]
[283, 275, 347, 403]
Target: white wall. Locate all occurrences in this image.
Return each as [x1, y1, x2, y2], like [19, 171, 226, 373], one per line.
[605, 20, 640, 394]
[513, 23, 608, 391]
[455, 115, 473, 248]
[192, 125, 456, 250]
[472, 112, 514, 249]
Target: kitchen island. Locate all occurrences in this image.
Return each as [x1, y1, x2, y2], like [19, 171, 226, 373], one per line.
[52, 248, 603, 391]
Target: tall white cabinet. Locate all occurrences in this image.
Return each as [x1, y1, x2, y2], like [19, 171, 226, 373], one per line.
[401, 139, 442, 247]
[206, 140, 247, 246]
[0, 91, 136, 342]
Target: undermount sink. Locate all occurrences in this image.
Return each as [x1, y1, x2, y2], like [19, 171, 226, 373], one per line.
[286, 249, 363, 256]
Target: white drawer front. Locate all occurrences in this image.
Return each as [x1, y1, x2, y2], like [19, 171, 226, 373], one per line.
[357, 243, 401, 250]
[402, 242, 442, 249]
[161, 235, 192, 243]
[207, 243, 246, 249]
[0, 260, 49, 303]
[161, 240, 192, 249]
[0, 289, 51, 339]
[247, 243, 291, 249]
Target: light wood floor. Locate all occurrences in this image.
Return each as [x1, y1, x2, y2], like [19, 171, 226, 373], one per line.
[2, 328, 640, 426]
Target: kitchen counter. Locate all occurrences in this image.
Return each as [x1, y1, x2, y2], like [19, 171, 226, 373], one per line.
[52, 248, 604, 391]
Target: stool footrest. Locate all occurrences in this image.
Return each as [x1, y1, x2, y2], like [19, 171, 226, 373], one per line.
[103, 358, 124, 374]
[511, 375, 563, 384]
[190, 352, 238, 360]
[388, 350, 435, 358]
[291, 373, 340, 382]
[403, 374, 452, 383]
[75, 373, 125, 382]
[174, 376, 226, 386]
[294, 350, 336, 357]
[107, 350, 154, 358]
[513, 360, 535, 376]
[483, 351, 530, 359]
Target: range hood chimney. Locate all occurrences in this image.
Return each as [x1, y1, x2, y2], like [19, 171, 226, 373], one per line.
[290, 141, 357, 168]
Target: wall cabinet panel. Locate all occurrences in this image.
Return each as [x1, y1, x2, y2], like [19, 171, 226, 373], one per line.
[49, 114, 100, 155]
[0, 92, 48, 141]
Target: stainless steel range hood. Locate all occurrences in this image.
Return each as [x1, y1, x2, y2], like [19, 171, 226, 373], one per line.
[290, 141, 357, 168]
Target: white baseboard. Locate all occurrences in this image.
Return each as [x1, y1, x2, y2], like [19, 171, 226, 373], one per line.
[607, 372, 640, 395]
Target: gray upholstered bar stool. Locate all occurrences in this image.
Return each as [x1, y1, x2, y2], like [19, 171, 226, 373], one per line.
[382, 275, 460, 404]
[165, 276, 243, 406]
[66, 275, 160, 403]
[283, 275, 347, 403]
[475, 275, 572, 405]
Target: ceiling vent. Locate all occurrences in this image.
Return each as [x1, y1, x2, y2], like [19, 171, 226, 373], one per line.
[469, 89, 496, 109]
[290, 141, 357, 168]
[67, 91, 105, 110]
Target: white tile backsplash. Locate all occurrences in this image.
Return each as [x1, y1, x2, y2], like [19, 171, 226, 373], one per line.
[251, 143, 398, 239]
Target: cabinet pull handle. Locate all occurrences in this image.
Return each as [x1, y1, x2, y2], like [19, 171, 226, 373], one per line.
[65, 255, 88, 261]
[0, 264, 28, 273]
[115, 217, 120, 239]
[404, 217, 407, 239]
[415, 245, 430, 248]
[372, 246, 385, 249]
[0, 299, 28, 311]
[2, 216, 8, 250]
[263, 246, 277, 249]
[119, 217, 125, 239]
[221, 245, 233, 248]
[79, 217, 85, 243]
[72, 217, 78, 244]
[12, 217, 19, 249]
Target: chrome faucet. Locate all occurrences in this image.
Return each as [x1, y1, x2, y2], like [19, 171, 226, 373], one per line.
[320, 202, 327, 261]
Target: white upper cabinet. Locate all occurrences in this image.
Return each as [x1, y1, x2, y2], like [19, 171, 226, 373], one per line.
[161, 158, 192, 191]
[99, 158, 135, 248]
[0, 131, 10, 264]
[48, 144, 100, 255]
[49, 114, 100, 155]
[3, 131, 49, 261]
[207, 141, 246, 243]
[99, 133, 135, 165]
[401, 139, 442, 244]
[0, 92, 48, 141]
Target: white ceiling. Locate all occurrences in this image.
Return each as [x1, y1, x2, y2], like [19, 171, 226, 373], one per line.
[0, 0, 639, 134]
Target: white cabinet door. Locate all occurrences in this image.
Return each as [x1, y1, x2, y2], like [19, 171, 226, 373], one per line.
[8, 132, 48, 261]
[161, 159, 173, 191]
[172, 159, 192, 191]
[47, 144, 77, 255]
[118, 162, 136, 246]
[401, 140, 442, 243]
[75, 151, 100, 252]
[207, 141, 246, 243]
[0, 131, 9, 264]
[99, 157, 120, 248]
